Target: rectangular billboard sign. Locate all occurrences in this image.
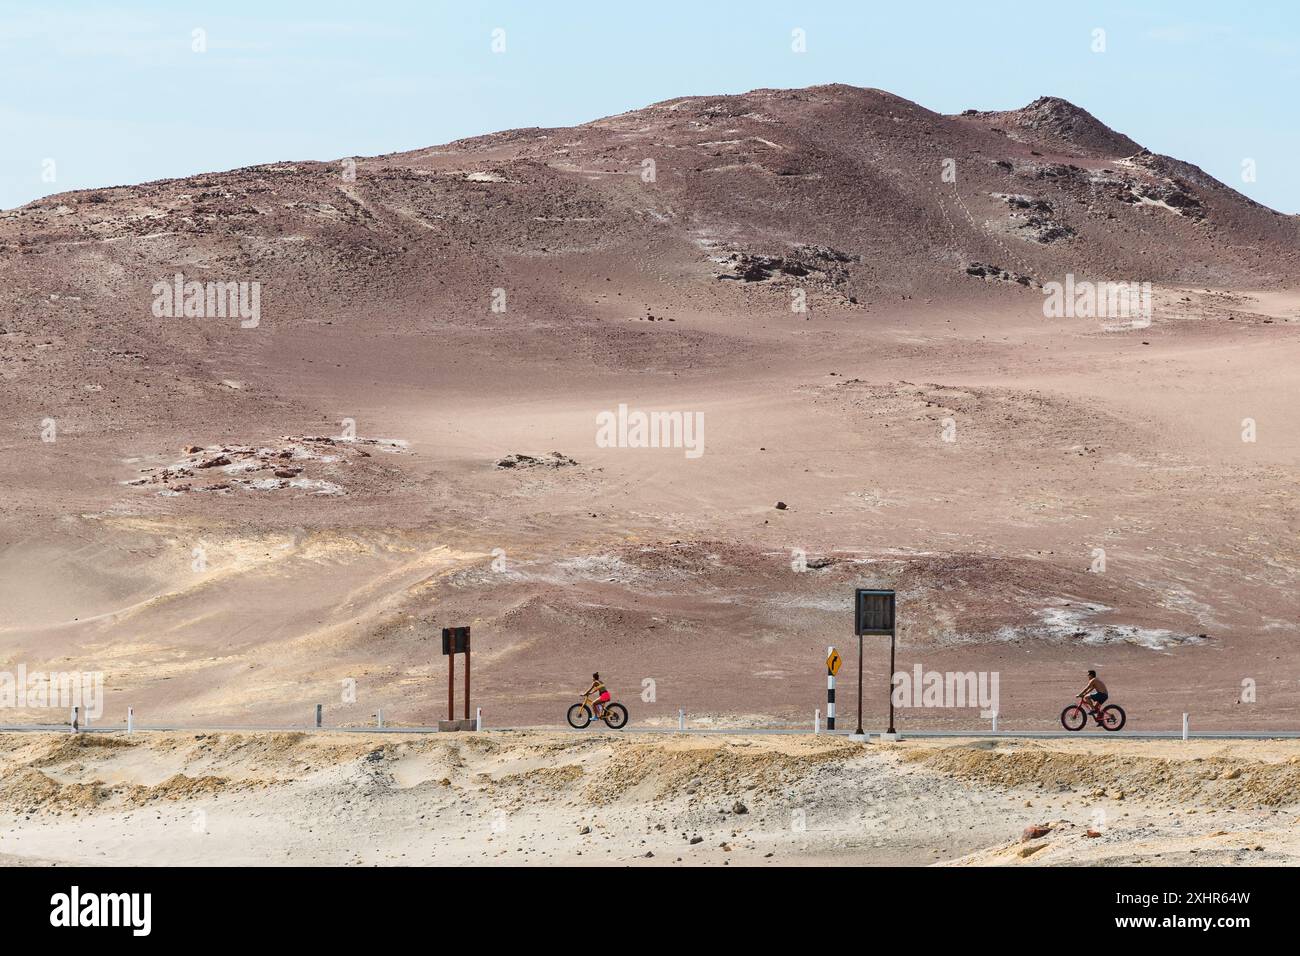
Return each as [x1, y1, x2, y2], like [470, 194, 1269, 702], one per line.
[854, 589, 895, 636]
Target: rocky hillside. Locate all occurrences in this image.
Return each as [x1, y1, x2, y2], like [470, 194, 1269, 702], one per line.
[5, 84, 1296, 431]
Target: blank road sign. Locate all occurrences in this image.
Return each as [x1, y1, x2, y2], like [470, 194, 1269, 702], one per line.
[442, 626, 470, 655]
[855, 589, 896, 635]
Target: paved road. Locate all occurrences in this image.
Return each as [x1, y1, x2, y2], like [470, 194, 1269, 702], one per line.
[4, 723, 1300, 740]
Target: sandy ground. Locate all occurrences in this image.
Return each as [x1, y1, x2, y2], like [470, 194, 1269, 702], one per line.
[3, 288, 1300, 732]
[0, 730, 1297, 867]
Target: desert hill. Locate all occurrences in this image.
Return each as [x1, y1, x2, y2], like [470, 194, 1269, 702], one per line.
[1, 85, 1298, 730]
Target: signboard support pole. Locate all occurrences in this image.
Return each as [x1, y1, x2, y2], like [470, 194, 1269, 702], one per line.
[855, 632, 864, 737]
[440, 627, 472, 729]
[886, 630, 897, 736]
[854, 588, 896, 741]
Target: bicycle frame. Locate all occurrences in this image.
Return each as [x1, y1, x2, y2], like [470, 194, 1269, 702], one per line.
[1063, 696, 1125, 732]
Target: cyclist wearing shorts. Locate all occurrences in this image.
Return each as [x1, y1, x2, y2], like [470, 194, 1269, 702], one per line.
[584, 672, 611, 717]
[1078, 670, 1108, 724]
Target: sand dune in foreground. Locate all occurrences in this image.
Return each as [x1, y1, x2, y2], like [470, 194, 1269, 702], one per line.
[0, 731, 1296, 866]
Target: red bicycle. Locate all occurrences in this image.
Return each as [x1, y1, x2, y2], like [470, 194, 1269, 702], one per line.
[1061, 695, 1126, 732]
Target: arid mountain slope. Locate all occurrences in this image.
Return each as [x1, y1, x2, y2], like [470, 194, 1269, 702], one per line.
[3, 84, 1296, 430]
[1, 86, 1298, 729]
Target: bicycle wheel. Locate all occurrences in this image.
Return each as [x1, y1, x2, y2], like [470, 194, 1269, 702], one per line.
[1101, 704, 1126, 732]
[602, 703, 628, 729]
[566, 703, 592, 729]
[1060, 705, 1087, 731]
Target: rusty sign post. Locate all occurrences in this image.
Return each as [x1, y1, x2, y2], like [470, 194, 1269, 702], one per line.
[441, 626, 472, 729]
[854, 588, 897, 740]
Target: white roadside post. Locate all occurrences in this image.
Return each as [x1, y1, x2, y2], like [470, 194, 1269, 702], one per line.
[814, 709, 821, 734]
[678, 707, 685, 732]
[992, 711, 998, 734]
[377, 709, 384, 729]
[1182, 713, 1189, 741]
[476, 707, 482, 731]
[127, 707, 134, 735]
[70, 705, 79, 734]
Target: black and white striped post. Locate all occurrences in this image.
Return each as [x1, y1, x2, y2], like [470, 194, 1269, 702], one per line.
[826, 645, 837, 731]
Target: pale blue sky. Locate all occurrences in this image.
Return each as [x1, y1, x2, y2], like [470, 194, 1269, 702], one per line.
[2, 1, 1297, 211]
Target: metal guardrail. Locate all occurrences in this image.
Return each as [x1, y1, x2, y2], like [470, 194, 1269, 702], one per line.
[2, 723, 1300, 740]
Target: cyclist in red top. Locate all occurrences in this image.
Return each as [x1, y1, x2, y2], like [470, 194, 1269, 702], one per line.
[584, 672, 611, 717]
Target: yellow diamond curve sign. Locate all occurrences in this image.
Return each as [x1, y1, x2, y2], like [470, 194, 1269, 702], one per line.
[827, 650, 842, 676]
